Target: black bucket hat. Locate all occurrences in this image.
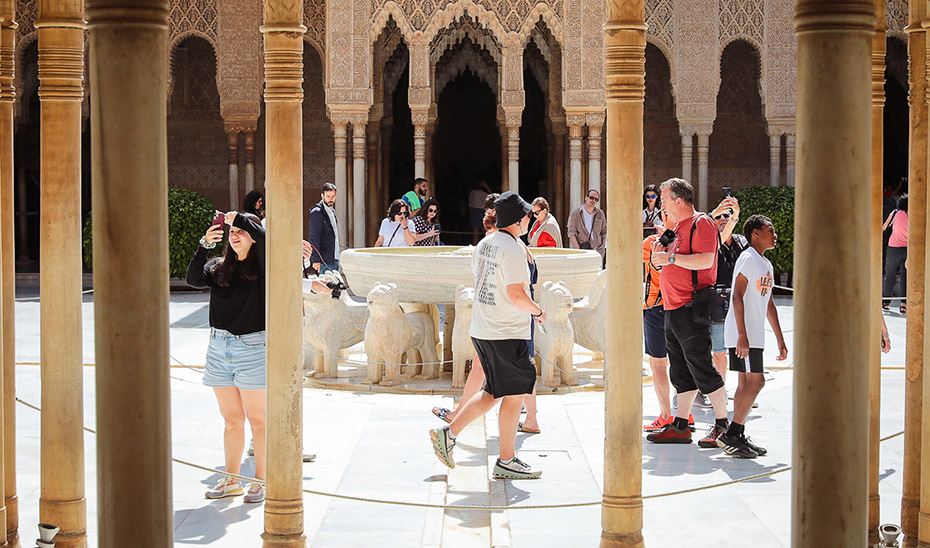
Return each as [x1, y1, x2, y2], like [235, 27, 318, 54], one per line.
[494, 191, 533, 228]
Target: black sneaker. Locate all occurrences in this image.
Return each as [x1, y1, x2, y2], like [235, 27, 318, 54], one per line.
[698, 423, 728, 448]
[716, 432, 759, 458]
[743, 435, 767, 456]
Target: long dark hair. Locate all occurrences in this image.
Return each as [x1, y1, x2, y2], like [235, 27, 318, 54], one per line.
[415, 198, 440, 223]
[242, 190, 264, 217]
[387, 198, 408, 219]
[210, 212, 262, 287]
[643, 184, 660, 210]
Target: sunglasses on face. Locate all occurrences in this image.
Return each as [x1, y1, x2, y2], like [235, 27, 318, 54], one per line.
[588, 196, 600, 202]
[714, 213, 731, 220]
[428, 208, 437, 213]
[531, 210, 542, 216]
[645, 194, 657, 199]
[398, 211, 408, 217]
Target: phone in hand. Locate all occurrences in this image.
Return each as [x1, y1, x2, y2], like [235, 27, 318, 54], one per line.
[722, 187, 732, 198]
[211, 211, 225, 230]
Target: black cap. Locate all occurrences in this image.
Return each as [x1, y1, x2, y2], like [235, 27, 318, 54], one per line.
[494, 191, 533, 228]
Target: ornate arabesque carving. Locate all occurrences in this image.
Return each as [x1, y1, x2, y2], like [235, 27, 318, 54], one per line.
[371, 0, 561, 36]
[435, 36, 499, 95]
[718, 0, 763, 48]
[168, 0, 218, 45]
[885, 0, 906, 35]
[15, 0, 36, 38]
[645, 0, 673, 56]
[305, 0, 327, 55]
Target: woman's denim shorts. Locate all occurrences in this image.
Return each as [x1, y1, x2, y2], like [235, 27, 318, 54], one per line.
[203, 328, 267, 390]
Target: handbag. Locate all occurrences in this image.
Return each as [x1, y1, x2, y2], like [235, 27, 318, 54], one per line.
[687, 216, 716, 325]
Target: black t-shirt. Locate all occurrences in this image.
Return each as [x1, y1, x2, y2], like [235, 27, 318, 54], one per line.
[185, 215, 266, 335]
[716, 233, 748, 289]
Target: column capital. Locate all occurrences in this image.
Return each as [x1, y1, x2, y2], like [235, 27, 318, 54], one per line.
[0, 25, 15, 104]
[223, 119, 258, 134]
[410, 108, 429, 127]
[678, 120, 714, 137]
[37, 25, 85, 102]
[795, 0, 875, 33]
[585, 111, 606, 129]
[262, 31, 304, 103]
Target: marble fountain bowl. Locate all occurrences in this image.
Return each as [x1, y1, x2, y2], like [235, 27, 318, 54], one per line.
[339, 245, 603, 303]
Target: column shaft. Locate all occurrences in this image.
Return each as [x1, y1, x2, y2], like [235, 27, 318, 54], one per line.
[366, 122, 380, 245]
[500, 123, 509, 191]
[696, 132, 710, 212]
[0, 13, 12, 547]
[37, 16, 86, 547]
[507, 123, 520, 195]
[352, 119, 366, 248]
[333, 122, 349, 246]
[227, 129, 240, 210]
[786, 134, 796, 187]
[769, 134, 782, 186]
[412, 110, 427, 179]
[600, 10, 646, 548]
[681, 133, 693, 182]
[260, 20, 306, 548]
[588, 117, 603, 196]
[553, 125, 567, 234]
[792, 1, 875, 546]
[244, 130, 256, 192]
[86, 0, 173, 544]
[568, 122, 584, 209]
[905, 8, 928, 547]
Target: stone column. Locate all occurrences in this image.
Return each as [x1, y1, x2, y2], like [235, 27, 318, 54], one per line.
[768, 132, 782, 187]
[696, 129, 711, 212]
[600, 2, 646, 547]
[0, 7, 12, 545]
[681, 131, 693, 182]
[86, 0, 173, 544]
[552, 120, 567, 230]
[506, 114, 521, 195]
[785, 133, 796, 187]
[412, 108, 428, 179]
[903, 5, 928, 546]
[793, 0, 874, 546]
[351, 114, 367, 248]
[260, 6, 306, 547]
[244, 129, 257, 192]
[332, 119, 349, 246]
[37, 3, 87, 544]
[499, 120, 509, 190]
[587, 112, 604, 196]
[366, 120, 380, 245]
[226, 126, 241, 210]
[568, 114, 585, 208]
[868, 7, 885, 543]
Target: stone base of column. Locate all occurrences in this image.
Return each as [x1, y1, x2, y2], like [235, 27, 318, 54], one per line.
[599, 531, 645, 548]
[902, 496, 920, 546]
[262, 498, 305, 548]
[39, 497, 86, 548]
[5, 494, 17, 542]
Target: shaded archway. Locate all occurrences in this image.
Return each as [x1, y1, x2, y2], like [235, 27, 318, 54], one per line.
[12, 40, 39, 266]
[708, 39, 768, 197]
[379, 33, 413, 204]
[520, 40, 549, 204]
[883, 36, 907, 191]
[644, 41, 681, 187]
[302, 41, 335, 229]
[167, 36, 226, 207]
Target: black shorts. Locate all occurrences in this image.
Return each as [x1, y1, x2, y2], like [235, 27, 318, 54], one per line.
[664, 306, 724, 395]
[472, 337, 537, 398]
[729, 348, 764, 373]
[643, 307, 666, 358]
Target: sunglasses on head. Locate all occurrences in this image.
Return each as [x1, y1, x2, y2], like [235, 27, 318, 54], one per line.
[588, 195, 599, 202]
[714, 212, 731, 220]
[645, 194, 657, 199]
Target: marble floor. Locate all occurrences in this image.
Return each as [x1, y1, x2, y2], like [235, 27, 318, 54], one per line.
[9, 289, 909, 547]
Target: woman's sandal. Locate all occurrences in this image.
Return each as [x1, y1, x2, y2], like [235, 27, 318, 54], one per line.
[882, 302, 890, 311]
[518, 422, 541, 434]
[431, 406, 452, 424]
[900, 304, 907, 314]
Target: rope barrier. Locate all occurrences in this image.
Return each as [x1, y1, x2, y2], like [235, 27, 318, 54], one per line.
[775, 283, 907, 303]
[13, 395, 906, 511]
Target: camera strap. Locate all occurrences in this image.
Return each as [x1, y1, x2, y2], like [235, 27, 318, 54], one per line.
[688, 213, 717, 291]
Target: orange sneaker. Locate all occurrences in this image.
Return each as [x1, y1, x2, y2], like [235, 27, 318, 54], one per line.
[643, 415, 673, 432]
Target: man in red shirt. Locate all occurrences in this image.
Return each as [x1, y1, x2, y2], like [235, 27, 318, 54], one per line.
[646, 178, 729, 448]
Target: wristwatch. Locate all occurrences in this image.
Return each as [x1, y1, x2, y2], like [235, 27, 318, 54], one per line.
[667, 252, 676, 265]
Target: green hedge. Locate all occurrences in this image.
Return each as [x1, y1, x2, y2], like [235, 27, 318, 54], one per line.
[83, 187, 217, 279]
[732, 186, 795, 277]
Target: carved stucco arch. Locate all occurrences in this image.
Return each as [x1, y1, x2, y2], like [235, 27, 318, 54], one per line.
[13, 32, 37, 119]
[304, 35, 325, 66]
[515, 4, 563, 47]
[435, 43, 499, 96]
[646, 35, 677, 102]
[716, 35, 765, 106]
[370, 2, 417, 45]
[422, 0, 510, 49]
[430, 15, 502, 66]
[168, 32, 220, 100]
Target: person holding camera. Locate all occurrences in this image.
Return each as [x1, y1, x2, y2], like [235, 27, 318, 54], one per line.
[567, 189, 607, 260]
[186, 211, 330, 503]
[646, 178, 729, 448]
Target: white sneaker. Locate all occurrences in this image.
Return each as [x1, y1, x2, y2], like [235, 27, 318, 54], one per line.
[243, 482, 265, 503]
[492, 457, 541, 479]
[205, 477, 244, 499]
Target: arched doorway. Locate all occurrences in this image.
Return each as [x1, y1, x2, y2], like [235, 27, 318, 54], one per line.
[883, 36, 907, 192]
[302, 41, 335, 229]
[433, 36, 501, 244]
[644, 41, 681, 187]
[709, 39, 768, 197]
[520, 40, 549, 203]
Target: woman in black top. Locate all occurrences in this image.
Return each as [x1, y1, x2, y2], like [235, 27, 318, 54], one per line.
[186, 211, 328, 503]
[411, 198, 440, 246]
[242, 190, 264, 219]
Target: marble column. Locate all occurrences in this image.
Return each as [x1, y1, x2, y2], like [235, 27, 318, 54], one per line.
[768, 133, 782, 187]
[366, 121, 380, 245]
[226, 127, 241, 210]
[499, 121, 509, 191]
[868, 6, 885, 544]
[681, 132, 693, 183]
[332, 119, 349, 246]
[86, 0, 173, 544]
[568, 115, 585, 209]
[424, 119, 435, 183]
[244, 129, 256, 192]
[506, 115, 521, 195]
[785, 133, 796, 187]
[412, 109, 428, 179]
[696, 130, 710, 212]
[0, 7, 13, 545]
[793, 0, 874, 545]
[260, 6, 306, 547]
[587, 112, 604, 197]
[552, 121, 567, 231]
[37, 4, 87, 544]
[351, 115, 367, 248]
[904, 4, 928, 546]
[600, 3, 646, 547]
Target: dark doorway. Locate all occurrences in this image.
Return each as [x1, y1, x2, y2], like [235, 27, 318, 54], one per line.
[433, 71, 501, 244]
[519, 64, 548, 202]
[387, 65, 414, 202]
[883, 36, 908, 191]
[644, 42, 681, 185]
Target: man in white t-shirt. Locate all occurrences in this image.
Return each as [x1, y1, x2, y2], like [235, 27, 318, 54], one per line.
[429, 191, 547, 480]
[718, 214, 788, 458]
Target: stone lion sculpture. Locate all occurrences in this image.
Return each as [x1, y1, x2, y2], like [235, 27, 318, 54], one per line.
[364, 282, 440, 386]
[302, 274, 369, 378]
[536, 281, 577, 387]
[451, 284, 476, 389]
[571, 270, 606, 356]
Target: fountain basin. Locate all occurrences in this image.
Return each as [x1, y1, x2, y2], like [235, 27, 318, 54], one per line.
[340, 245, 603, 303]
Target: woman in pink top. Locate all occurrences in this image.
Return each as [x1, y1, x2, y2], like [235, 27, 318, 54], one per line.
[882, 196, 908, 313]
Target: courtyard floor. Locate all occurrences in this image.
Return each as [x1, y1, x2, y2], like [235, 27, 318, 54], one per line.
[9, 284, 909, 547]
